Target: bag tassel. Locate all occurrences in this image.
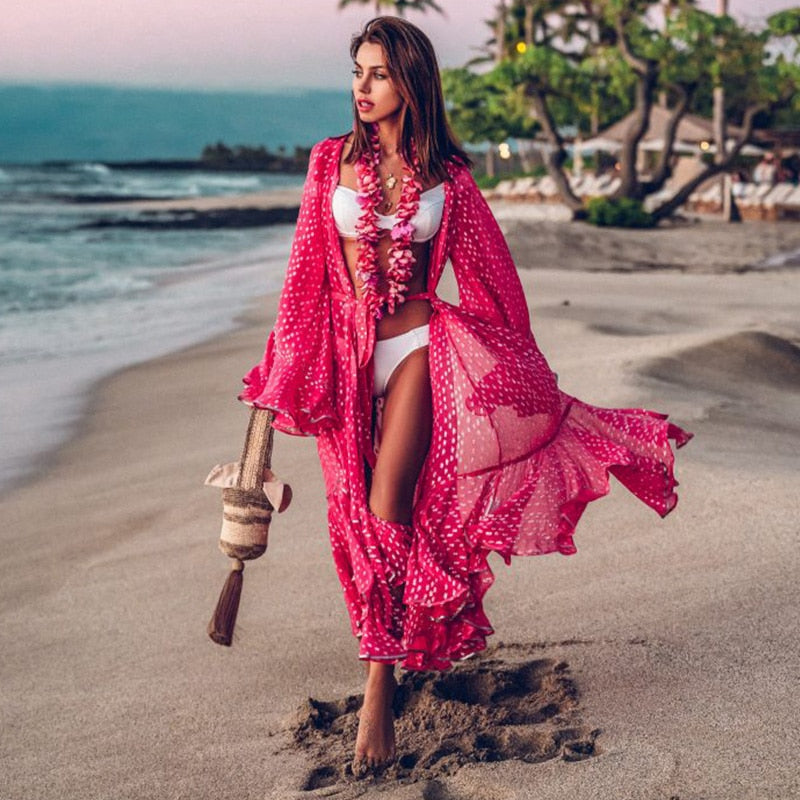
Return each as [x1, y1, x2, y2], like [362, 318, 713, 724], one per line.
[208, 558, 244, 646]
[205, 408, 290, 646]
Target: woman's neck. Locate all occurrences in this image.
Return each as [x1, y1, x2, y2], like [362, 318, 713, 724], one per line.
[373, 120, 402, 159]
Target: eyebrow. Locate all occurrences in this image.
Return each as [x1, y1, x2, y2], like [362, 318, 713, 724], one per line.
[354, 61, 388, 70]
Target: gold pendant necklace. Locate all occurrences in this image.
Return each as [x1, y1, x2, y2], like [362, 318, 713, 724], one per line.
[381, 171, 397, 213]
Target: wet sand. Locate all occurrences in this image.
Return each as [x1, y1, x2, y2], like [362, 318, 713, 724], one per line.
[2, 212, 799, 799]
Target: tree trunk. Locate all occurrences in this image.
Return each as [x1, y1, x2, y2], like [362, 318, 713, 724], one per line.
[715, 85, 741, 223]
[652, 102, 765, 221]
[485, 146, 496, 178]
[611, 18, 658, 200]
[651, 163, 728, 221]
[527, 89, 584, 214]
[524, 2, 534, 46]
[496, 1, 507, 63]
[518, 139, 534, 173]
[614, 66, 657, 200]
[574, 137, 584, 179]
[713, 0, 740, 222]
[641, 85, 693, 195]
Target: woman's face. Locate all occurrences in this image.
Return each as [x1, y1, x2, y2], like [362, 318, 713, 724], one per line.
[352, 42, 404, 126]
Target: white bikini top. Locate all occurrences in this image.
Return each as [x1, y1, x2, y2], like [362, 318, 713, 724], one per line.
[332, 182, 445, 242]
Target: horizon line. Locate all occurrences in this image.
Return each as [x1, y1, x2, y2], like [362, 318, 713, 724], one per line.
[0, 78, 351, 95]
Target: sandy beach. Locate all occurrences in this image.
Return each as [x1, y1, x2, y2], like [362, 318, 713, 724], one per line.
[2, 209, 799, 799]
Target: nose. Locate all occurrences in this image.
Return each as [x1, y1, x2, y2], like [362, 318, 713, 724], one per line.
[354, 74, 370, 94]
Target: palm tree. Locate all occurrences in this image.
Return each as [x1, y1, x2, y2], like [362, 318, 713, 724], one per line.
[712, 0, 740, 221]
[337, 0, 444, 16]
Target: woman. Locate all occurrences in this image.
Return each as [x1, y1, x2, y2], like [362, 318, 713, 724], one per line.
[240, 17, 690, 772]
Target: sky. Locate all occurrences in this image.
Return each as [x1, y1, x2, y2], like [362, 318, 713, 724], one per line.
[0, 0, 796, 91]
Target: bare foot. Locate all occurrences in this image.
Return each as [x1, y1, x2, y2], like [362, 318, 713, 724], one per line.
[353, 661, 397, 775]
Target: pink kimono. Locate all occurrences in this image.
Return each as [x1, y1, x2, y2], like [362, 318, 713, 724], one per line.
[240, 135, 691, 671]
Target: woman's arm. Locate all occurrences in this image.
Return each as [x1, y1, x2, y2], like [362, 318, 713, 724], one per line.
[447, 167, 532, 336]
[239, 140, 339, 435]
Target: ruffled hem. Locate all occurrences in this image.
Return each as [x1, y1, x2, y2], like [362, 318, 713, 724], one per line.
[460, 396, 692, 561]
[402, 594, 495, 671]
[390, 398, 692, 670]
[356, 597, 495, 671]
[238, 363, 339, 437]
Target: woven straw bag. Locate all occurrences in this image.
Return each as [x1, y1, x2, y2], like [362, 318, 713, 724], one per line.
[204, 408, 291, 645]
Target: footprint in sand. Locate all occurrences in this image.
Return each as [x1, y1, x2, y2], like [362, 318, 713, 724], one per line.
[288, 645, 601, 791]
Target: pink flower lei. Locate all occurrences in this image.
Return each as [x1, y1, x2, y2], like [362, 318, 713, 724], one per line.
[353, 127, 423, 318]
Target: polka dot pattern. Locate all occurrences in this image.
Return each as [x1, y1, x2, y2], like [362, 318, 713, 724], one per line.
[240, 136, 692, 671]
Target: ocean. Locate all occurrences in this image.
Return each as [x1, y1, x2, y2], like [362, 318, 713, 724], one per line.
[0, 83, 352, 492]
[0, 83, 352, 162]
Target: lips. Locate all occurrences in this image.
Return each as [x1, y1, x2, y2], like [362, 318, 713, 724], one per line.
[357, 98, 374, 112]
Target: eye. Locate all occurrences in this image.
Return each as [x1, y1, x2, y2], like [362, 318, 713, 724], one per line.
[351, 68, 363, 78]
[374, 72, 387, 80]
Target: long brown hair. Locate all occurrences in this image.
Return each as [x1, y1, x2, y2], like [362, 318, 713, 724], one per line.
[346, 16, 471, 183]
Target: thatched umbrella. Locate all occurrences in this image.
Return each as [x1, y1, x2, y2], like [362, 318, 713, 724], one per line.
[581, 106, 745, 154]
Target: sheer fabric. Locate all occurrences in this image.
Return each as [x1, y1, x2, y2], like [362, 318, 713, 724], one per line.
[240, 135, 691, 671]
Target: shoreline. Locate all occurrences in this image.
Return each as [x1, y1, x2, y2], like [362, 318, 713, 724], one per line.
[3, 215, 800, 798]
[4, 208, 800, 498]
[75, 186, 303, 213]
[66, 186, 800, 262]
[0, 291, 276, 502]
[72, 186, 305, 230]
[0, 225, 295, 496]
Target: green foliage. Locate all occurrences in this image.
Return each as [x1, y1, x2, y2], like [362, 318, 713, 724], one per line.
[585, 196, 655, 228]
[442, 67, 538, 145]
[762, 10, 800, 114]
[444, 0, 800, 216]
[475, 174, 502, 190]
[767, 8, 800, 36]
[483, 1, 800, 130]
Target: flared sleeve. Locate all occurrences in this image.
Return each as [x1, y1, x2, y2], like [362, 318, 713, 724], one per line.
[446, 167, 532, 335]
[238, 140, 339, 436]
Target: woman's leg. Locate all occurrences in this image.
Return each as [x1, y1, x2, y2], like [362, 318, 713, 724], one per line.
[354, 660, 398, 773]
[354, 346, 433, 770]
[369, 346, 433, 523]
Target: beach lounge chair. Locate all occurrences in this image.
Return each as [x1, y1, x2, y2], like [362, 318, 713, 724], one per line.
[537, 175, 559, 202]
[776, 185, 800, 220]
[643, 187, 674, 212]
[594, 174, 614, 193]
[496, 179, 515, 195]
[761, 183, 795, 221]
[578, 174, 601, 199]
[695, 183, 722, 214]
[738, 182, 775, 220]
[569, 173, 592, 193]
[511, 176, 536, 200]
[487, 179, 515, 200]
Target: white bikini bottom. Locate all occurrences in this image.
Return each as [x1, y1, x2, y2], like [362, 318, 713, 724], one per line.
[372, 324, 430, 397]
